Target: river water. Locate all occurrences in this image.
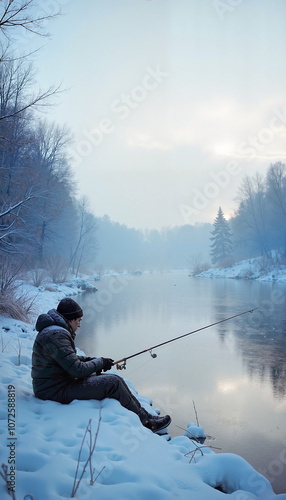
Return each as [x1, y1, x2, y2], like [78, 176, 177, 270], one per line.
[75, 272, 286, 494]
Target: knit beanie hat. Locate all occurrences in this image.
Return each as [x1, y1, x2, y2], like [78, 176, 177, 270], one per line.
[57, 298, 83, 321]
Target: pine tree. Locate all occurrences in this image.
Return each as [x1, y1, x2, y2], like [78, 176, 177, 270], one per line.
[210, 207, 232, 265]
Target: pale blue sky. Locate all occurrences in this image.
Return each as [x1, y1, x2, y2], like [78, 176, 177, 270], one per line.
[19, 0, 286, 229]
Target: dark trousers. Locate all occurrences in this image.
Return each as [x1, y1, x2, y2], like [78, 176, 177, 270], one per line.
[62, 373, 149, 424]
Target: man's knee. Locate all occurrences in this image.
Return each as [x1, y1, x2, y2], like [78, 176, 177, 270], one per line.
[104, 374, 121, 395]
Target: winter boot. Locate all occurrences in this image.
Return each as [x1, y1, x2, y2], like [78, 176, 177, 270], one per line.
[143, 414, 171, 434]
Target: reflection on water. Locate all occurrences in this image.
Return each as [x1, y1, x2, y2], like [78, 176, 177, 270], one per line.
[75, 273, 286, 494]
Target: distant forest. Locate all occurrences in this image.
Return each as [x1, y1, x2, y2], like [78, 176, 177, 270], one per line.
[1, 3, 286, 276]
[94, 217, 212, 272]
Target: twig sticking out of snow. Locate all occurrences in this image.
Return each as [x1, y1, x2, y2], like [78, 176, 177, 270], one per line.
[1, 332, 13, 353]
[71, 407, 105, 497]
[176, 425, 199, 441]
[185, 440, 205, 463]
[88, 408, 104, 485]
[193, 400, 199, 426]
[12, 334, 22, 366]
[0, 463, 16, 500]
[184, 441, 221, 464]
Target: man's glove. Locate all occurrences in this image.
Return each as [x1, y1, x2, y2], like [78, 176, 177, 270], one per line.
[102, 358, 114, 372]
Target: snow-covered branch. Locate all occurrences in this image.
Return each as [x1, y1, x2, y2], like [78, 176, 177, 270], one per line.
[0, 193, 34, 219]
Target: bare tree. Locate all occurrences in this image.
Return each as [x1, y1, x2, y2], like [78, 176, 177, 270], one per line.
[0, 84, 61, 121]
[28, 121, 74, 262]
[266, 162, 286, 216]
[0, 189, 40, 256]
[0, 0, 61, 70]
[0, 1, 86, 279]
[0, 0, 60, 39]
[266, 162, 286, 255]
[235, 173, 270, 256]
[0, 0, 63, 120]
[0, 60, 39, 255]
[69, 197, 98, 276]
[0, 105, 73, 259]
[0, 58, 61, 123]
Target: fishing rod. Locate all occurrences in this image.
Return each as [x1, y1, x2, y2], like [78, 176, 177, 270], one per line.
[113, 307, 258, 370]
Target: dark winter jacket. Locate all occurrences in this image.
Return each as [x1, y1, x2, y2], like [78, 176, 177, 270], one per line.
[32, 309, 103, 402]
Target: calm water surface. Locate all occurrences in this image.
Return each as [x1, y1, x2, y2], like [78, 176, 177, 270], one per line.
[75, 273, 286, 494]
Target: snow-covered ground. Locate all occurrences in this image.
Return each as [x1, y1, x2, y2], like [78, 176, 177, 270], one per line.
[194, 255, 286, 282]
[1, 277, 286, 499]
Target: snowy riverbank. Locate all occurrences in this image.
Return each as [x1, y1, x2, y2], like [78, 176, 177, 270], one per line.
[194, 255, 286, 283]
[1, 280, 286, 499]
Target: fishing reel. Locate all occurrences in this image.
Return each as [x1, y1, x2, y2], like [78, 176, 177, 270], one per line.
[114, 350, 157, 370]
[115, 359, 127, 370]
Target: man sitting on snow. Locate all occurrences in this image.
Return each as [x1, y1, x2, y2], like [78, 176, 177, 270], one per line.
[32, 298, 171, 434]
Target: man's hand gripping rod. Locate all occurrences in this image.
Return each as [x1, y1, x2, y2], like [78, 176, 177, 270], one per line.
[113, 307, 258, 370]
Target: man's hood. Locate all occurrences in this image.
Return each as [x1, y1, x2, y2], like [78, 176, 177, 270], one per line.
[35, 309, 69, 333]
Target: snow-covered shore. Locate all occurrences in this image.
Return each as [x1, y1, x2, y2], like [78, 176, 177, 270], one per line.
[1, 279, 286, 499]
[193, 255, 286, 283]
